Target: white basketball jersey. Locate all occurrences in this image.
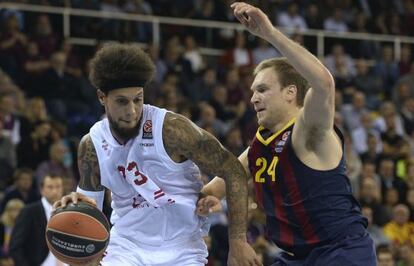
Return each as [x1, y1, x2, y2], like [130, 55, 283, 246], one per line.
[89, 104, 207, 246]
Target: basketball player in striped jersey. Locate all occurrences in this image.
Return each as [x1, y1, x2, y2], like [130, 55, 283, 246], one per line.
[199, 2, 376, 265]
[52, 44, 261, 266]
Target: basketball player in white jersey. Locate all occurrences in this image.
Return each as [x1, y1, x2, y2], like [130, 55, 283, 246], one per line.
[52, 43, 261, 266]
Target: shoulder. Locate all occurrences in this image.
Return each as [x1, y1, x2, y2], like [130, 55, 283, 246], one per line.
[78, 134, 96, 153]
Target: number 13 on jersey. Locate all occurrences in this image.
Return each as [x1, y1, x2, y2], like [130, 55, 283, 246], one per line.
[255, 156, 279, 183]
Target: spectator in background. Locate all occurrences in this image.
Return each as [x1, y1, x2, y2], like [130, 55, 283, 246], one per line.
[183, 35, 204, 74]
[341, 91, 368, 131]
[10, 175, 66, 266]
[224, 126, 245, 156]
[35, 141, 75, 186]
[398, 44, 412, 75]
[60, 38, 82, 78]
[30, 14, 59, 59]
[0, 199, 24, 257]
[189, 67, 217, 103]
[324, 44, 356, 84]
[406, 189, 414, 222]
[324, 8, 349, 32]
[400, 97, 414, 136]
[376, 244, 395, 266]
[362, 206, 390, 247]
[0, 119, 16, 180]
[374, 45, 399, 99]
[0, 94, 20, 145]
[359, 177, 389, 226]
[276, 2, 308, 33]
[359, 133, 383, 164]
[392, 82, 412, 111]
[17, 120, 53, 169]
[379, 158, 407, 203]
[22, 41, 50, 95]
[0, 168, 39, 214]
[252, 38, 280, 66]
[196, 102, 229, 140]
[383, 204, 414, 247]
[0, 13, 27, 81]
[209, 84, 237, 122]
[305, 3, 323, 29]
[352, 58, 383, 109]
[374, 102, 405, 137]
[221, 32, 253, 68]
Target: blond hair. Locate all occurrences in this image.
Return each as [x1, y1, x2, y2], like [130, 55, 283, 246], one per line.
[1, 199, 24, 227]
[254, 57, 310, 106]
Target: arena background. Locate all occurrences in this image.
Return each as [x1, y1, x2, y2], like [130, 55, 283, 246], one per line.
[0, 0, 413, 265]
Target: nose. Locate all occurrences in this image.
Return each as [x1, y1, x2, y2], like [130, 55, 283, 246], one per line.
[125, 102, 137, 118]
[250, 91, 259, 104]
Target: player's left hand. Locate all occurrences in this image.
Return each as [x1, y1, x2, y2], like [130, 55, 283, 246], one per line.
[228, 239, 262, 266]
[231, 2, 274, 41]
[196, 195, 222, 216]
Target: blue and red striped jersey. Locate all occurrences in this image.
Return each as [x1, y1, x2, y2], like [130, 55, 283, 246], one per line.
[248, 119, 367, 256]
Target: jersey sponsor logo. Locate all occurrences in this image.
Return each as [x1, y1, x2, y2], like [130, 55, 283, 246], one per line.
[282, 131, 290, 141]
[143, 120, 153, 139]
[139, 143, 154, 147]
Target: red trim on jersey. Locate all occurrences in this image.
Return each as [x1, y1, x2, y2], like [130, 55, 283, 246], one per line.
[279, 151, 320, 245]
[270, 179, 294, 246]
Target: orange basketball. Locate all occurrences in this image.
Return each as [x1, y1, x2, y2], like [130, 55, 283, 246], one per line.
[45, 202, 110, 265]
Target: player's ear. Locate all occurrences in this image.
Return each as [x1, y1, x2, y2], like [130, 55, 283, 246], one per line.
[96, 89, 106, 106]
[284, 85, 297, 103]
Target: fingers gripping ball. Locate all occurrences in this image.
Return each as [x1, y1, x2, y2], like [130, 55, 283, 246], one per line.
[46, 202, 110, 265]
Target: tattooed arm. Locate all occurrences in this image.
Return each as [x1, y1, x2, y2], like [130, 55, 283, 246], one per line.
[77, 134, 104, 191]
[163, 112, 261, 266]
[52, 134, 104, 210]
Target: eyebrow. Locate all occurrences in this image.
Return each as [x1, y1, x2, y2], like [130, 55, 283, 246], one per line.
[115, 93, 143, 99]
[251, 83, 268, 91]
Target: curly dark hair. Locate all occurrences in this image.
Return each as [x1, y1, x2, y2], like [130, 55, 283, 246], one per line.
[89, 43, 156, 94]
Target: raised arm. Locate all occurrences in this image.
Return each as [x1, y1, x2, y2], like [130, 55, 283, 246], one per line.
[163, 112, 260, 266]
[232, 2, 335, 131]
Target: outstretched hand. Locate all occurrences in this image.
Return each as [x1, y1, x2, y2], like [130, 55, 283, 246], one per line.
[231, 2, 275, 41]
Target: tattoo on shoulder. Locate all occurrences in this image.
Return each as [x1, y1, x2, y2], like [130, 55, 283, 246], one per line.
[77, 134, 103, 191]
[163, 112, 230, 177]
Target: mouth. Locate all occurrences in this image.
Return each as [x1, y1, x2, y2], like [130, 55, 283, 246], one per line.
[256, 108, 265, 113]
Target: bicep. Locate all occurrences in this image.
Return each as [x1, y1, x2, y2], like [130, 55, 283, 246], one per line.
[77, 134, 104, 191]
[301, 87, 335, 131]
[163, 113, 241, 178]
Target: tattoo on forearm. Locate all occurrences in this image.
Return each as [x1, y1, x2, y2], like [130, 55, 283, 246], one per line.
[77, 134, 103, 191]
[163, 113, 248, 239]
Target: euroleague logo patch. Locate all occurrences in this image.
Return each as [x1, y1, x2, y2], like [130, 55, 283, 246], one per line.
[143, 120, 153, 139]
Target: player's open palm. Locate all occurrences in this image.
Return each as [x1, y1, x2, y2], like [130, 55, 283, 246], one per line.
[231, 2, 274, 41]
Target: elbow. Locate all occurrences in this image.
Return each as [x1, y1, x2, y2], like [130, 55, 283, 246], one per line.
[321, 70, 335, 92]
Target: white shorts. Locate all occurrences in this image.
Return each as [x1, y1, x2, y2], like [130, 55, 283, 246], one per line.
[100, 231, 208, 266]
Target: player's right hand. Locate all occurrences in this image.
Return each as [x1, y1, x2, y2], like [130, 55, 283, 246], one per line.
[52, 192, 97, 211]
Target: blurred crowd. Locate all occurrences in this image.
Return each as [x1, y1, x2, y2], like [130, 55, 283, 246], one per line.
[1, 0, 414, 265]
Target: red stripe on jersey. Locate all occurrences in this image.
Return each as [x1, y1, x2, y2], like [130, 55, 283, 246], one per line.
[279, 151, 320, 245]
[270, 179, 294, 246]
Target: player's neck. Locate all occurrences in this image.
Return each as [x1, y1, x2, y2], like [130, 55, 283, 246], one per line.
[270, 111, 297, 133]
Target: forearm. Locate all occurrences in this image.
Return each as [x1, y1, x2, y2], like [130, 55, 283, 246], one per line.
[201, 176, 226, 199]
[220, 156, 249, 241]
[265, 28, 334, 91]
